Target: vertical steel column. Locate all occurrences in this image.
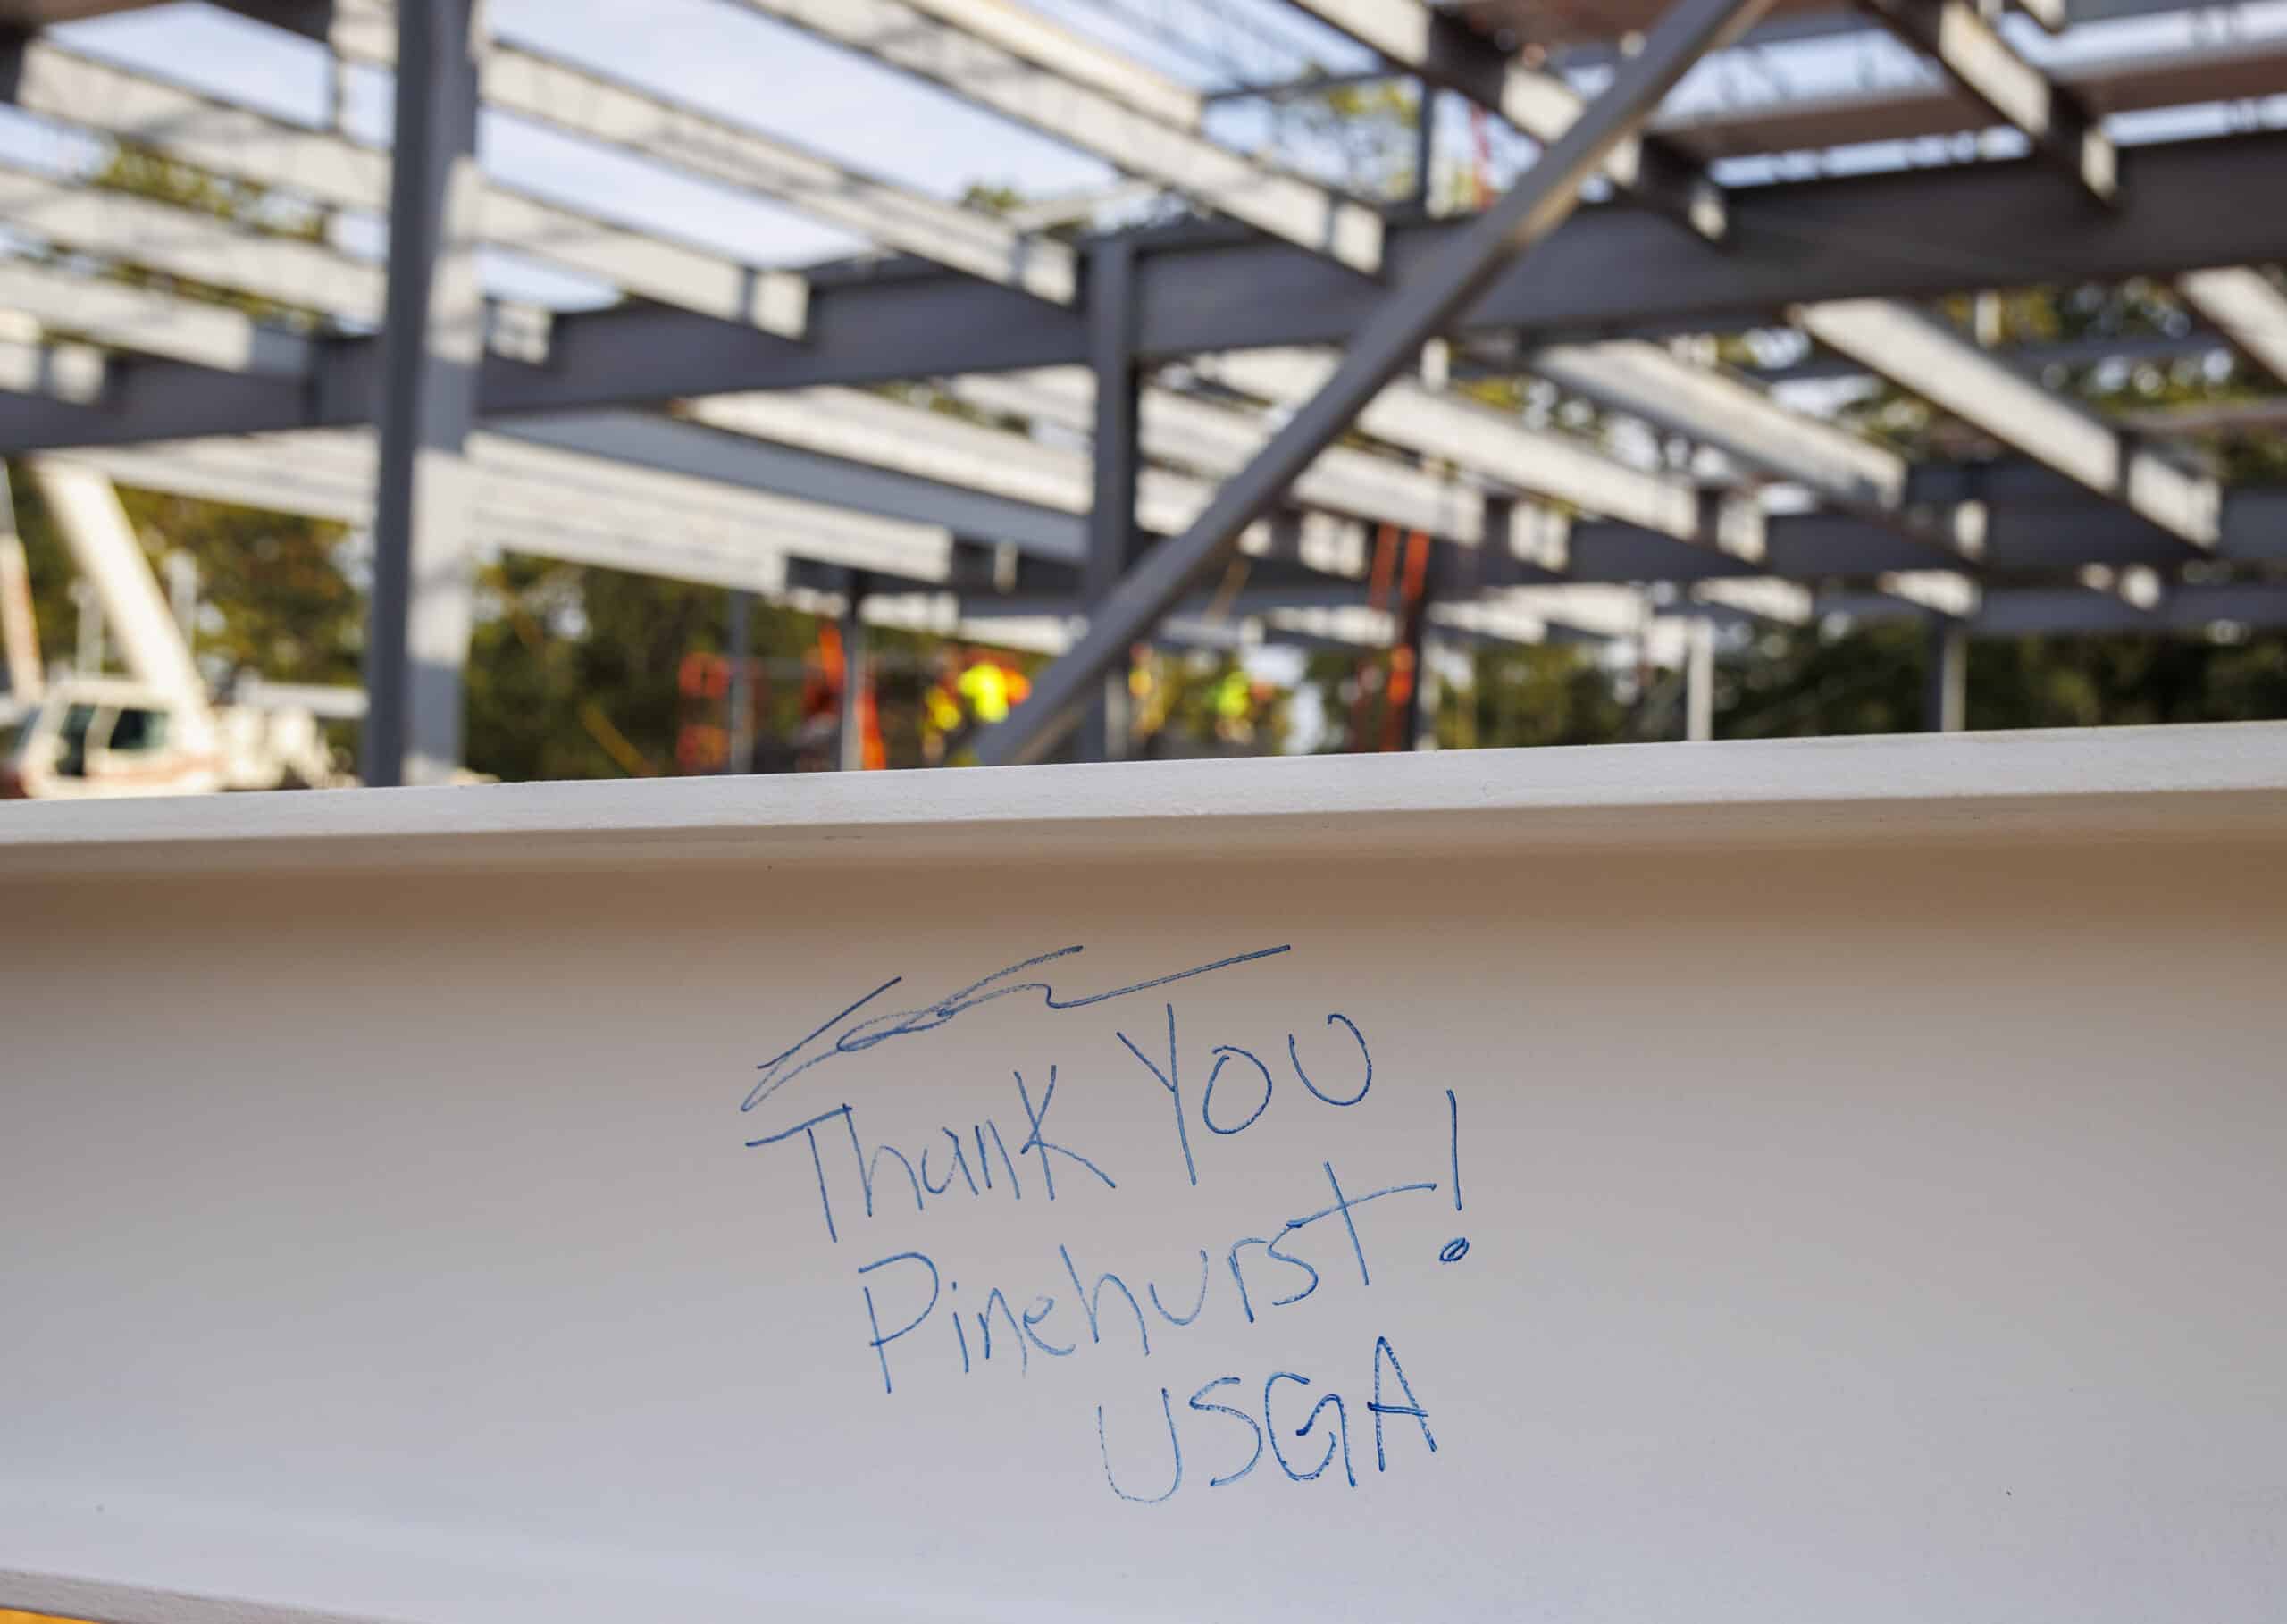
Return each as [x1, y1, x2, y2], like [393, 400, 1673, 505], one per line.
[362, 0, 484, 788]
[1685, 615, 1716, 741]
[1078, 237, 1142, 763]
[838, 569, 870, 773]
[1923, 618, 1967, 732]
[725, 588, 753, 774]
[974, 0, 1775, 767]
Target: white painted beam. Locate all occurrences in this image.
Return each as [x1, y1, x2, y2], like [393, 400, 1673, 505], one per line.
[0, 158, 386, 320]
[0, 257, 312, 376]
[1199, 348, 1747, 552]
[892, 0, 1202, 130]
[4, 41, 808, 338]
[1794, 298, 2219, 547]
[1856, 0, 2116, 202]
[726, 0, 1384, 273]
[1529, 339, 1909, 511]
[943, 368, 1490, 547]
[0, 315, 106, 404]
[2177, 268, 2287, 391]
[57, 426, 957, 593]
[480, 43, 1078, 304]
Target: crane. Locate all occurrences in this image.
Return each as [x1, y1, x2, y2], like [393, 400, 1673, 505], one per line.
[0, 460, 352, 799]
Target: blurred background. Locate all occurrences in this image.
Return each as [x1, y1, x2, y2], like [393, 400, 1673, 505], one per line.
[0, 0, 2283, 798]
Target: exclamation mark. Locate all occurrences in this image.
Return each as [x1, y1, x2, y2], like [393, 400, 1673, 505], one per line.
[1438, 1089, 1469, 1264]
[1446, 1087, 1462, 1211]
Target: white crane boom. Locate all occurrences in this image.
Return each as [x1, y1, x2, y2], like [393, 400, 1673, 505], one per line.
[27, 460, 206, 709]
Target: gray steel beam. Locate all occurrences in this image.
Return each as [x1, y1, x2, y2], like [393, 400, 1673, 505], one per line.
[1080, 240, 1141, 763]
[1923, 619, 1967, 732]
[974, 0, 1779, 766]
[363, 0, 482, 788]
[3, 130, 2283, 451]
[1684, 615, 1716, 741]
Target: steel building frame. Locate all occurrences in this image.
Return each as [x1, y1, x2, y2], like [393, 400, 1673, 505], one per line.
[0, 0, 2277, 775]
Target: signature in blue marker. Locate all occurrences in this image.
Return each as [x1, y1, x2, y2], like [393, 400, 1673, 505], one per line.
[743, 943, 1293, 1112]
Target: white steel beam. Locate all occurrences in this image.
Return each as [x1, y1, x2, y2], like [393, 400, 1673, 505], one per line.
[1197, 347, 1763, 555]
[0, 317, 106, 405]
[476, 185, 809, 335]
[1855, 0, 2117, 202]
[2177, 268, 2287, 391]
[1529, 339, 1907, 510]
[2, 41, 808, 339]
[942, 368, 1492, 547]
[1524, 338, 1988, 560]
[1794, 298, 2219, 547]
[726, 0, 1384, 274]
[0, 257, 312, 377]
[56, 427, 954, 592]
[686, 388, 1217, 539]
[0, 158, 387, 321]
[0, 251, 539, 373]
[893, 0, 1203, 130]
[479, 43, 1078, 304]
[2007, 0, 2069, 32]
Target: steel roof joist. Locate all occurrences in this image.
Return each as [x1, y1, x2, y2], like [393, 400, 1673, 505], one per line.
[2176, 268, 2287, 392]
[476, 43, 1079, 305]
[1194, 347, 1755, 554]
[0, 39, 810, 339]
[0, 258, 314, 378]
[728, 0, 1385, 274]
[1793, 297, 2219, 547]
[942, 367, 1496, 548]
[1854, 0, 2117, 202]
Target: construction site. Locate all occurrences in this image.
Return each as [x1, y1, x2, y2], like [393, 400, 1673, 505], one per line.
[0, 0, 2278, 787]
[7, 5, 2287, 1622]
